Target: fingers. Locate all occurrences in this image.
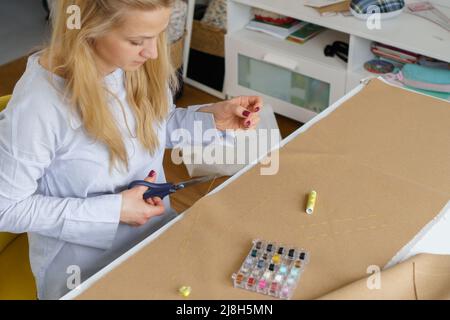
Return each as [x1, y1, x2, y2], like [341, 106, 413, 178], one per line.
[234, 105, 253, 119]
[145, 196, 162, 206]
[230, 104, 259, 130]
[232, 96, 262, 130]
[234, 98, 263, 115]
[152, 197, 164, 208]
[132, 170, 157, 194]
[144, 170, 157, 182]
[239, 96, 263, 113]
[242, 112, 260, 129]
[144, 197, 165, 218]
[140, 171, 165, 207]
[247, 116, 260, 130]
[248, 96, 263, 113]
[133, 197, 166, 227]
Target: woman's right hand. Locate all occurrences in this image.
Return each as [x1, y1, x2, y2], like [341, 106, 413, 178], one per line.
[119, 170, 166, 227]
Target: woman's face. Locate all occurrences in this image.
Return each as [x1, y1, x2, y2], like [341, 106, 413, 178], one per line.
[93, 7, 172, 75]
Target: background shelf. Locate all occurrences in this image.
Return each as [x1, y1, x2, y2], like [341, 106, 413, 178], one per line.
[229, 28, 349, 72]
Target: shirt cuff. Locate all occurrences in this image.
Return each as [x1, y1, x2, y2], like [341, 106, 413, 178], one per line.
[190, 105, 240, 146]
[188, 104, 216, 130]
[60, 194, 122, 250]
[186, 104, 221, 145]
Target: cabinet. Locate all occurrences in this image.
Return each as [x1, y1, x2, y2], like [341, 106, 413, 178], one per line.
[226, 27, 348, 122]
[225, 0, 450, 122]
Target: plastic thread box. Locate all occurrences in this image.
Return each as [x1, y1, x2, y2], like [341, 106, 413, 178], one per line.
[232, 239, 309, 299]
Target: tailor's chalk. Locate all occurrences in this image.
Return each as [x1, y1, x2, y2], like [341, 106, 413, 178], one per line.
[178, 286, 191, 297]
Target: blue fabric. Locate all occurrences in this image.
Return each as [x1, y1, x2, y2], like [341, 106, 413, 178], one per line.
[404, 86, 450, 100]
[402, 63, 450, 85]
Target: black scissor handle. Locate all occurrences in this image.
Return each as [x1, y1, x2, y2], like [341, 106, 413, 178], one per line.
[127, 180, 178, 200]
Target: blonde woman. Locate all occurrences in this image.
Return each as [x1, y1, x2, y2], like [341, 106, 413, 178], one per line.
[0, 0, 261, 299]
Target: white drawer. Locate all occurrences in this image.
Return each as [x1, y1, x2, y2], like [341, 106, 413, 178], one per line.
[225, 30, 347, 123]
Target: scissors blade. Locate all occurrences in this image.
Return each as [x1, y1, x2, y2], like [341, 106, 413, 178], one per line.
[174, 175, 221, 190]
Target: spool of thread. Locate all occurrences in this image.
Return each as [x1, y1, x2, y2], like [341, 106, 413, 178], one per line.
[306, 191, 317, 215]
[364, 59, 394, 74]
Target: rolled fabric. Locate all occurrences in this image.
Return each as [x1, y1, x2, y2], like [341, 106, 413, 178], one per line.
[400, 63, 450, 93]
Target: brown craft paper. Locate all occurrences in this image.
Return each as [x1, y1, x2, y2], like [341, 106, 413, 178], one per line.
[319, 254, 450, 300]
[77, 80, 450, 299]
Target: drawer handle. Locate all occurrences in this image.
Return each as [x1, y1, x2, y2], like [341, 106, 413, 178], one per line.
[262, 53, 298, 71]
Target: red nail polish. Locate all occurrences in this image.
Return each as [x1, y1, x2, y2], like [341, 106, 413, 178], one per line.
[245, 121, 251, 127]
[148, 170, 156, 177]
[243, 110, 250, 117]
[255, 107, 260, 112]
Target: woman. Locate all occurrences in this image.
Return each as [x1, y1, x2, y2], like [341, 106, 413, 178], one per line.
[0, 0, 261, 299]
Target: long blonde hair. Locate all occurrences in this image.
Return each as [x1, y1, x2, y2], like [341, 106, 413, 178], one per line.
[45, 0, 177, 172]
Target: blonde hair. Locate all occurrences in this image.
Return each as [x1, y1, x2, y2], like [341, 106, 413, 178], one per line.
[44, 0, 177, 172]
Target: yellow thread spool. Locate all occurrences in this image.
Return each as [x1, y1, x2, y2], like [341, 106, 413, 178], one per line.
[306, 191, 317, 215]
[179, 286, 191, 297]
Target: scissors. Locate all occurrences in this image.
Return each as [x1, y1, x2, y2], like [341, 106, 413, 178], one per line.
[127, 175, 220, 200]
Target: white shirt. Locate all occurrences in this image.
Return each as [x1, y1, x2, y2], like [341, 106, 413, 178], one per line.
[0, 52, 218, 299]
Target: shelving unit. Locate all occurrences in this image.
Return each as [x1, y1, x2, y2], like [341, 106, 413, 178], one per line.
[225, 0, 450, 122]
[232, 28, 349, 71]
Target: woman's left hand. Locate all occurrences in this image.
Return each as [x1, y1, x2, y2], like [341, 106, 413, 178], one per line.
[198, 96, 263, 131]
